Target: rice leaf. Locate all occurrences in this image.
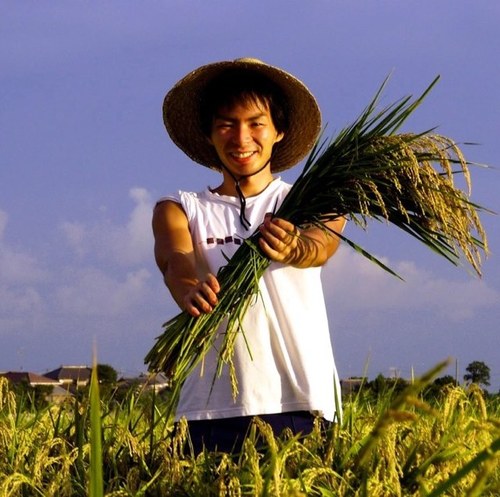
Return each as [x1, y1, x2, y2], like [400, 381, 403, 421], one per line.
[89, 360, 103, 497]
[425, 437, 500, 497]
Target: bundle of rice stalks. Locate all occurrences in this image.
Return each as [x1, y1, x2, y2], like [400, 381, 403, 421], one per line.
[145, 77, 489, 408]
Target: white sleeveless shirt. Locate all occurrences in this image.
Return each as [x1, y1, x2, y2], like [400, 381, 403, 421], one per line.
[162, 178, 341, 422]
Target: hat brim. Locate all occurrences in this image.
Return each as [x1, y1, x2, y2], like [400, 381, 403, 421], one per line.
[163, 58, 321, 173]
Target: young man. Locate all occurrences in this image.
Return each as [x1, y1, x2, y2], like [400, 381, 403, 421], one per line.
[153, 58, 345, 454]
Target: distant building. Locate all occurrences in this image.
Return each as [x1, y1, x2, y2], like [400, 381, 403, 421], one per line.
[0, 371, 73, 403]
[45, 385, 74, 403]
[0, 371, 60, 387]
[340, 377, 367, 396]
[118, 372, 171, 393]
[1, 366, 172, 403]
[45, 365, 92, 387]
[139, 372, 170, 392]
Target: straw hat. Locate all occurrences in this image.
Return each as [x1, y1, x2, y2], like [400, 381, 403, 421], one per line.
[163, 58, 321, 173]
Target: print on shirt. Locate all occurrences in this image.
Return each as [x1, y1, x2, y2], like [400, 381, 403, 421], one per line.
[206, 235, 243, 246]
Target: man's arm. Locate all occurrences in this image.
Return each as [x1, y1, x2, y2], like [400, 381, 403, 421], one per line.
[152, 200, 220, 316]
[258, 214, 346, 268]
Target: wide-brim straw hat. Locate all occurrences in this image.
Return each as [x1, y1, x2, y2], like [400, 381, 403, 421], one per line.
[163, 58, 321, 173]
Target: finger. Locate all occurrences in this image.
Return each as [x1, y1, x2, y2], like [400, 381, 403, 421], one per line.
[259, 230, 283, 253]
[258, 235, 290, 262]
[205, 273, 221, 294]
[185, 303, 201, 317]
[189, 290, 214, 315]
[260, 219, 284, 246]
[267, 227, 299, 254]
[199, 281, 218, 306]
[258, 236, 280, 260]
[184, 279, 218, 316]
[265, 217, 298, 243]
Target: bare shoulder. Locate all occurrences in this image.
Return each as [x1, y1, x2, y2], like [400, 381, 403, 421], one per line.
[152, 199, 188, 234]
[153, 198, 184, 216]
[152, 199, 194, 274]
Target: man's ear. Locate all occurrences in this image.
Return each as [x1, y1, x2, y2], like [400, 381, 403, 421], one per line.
[275, 131, 285, 143]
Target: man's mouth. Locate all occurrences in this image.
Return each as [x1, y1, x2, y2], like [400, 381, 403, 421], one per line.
[230, 151, 255, 159]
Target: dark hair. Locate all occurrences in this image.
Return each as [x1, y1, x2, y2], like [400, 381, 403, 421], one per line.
[199, 69, 289, 136]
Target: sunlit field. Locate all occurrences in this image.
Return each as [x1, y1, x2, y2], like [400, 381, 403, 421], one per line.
[0, 365, 498, 496]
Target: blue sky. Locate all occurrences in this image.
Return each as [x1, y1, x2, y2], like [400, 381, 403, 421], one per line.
[1, 1, 499, 390]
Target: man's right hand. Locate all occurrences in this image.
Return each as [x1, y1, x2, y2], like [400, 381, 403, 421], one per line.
[183, 273, 220, 317]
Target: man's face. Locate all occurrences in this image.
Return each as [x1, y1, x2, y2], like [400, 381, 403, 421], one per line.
[209, 99, 284, 177]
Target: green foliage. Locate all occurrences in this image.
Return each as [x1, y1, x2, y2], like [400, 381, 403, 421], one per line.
[464, 360, 491, 388]
[365, 374, 409, 399]
[95, 364, 120, 402]
[96, 364, 118, 384]
[89, 365, 104, 497]
[423, 375, 457, 402]
[9, 381, 52, 411]
[0, 367, 498, 496]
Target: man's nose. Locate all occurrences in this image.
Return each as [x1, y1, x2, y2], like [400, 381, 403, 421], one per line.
[233, 124, 252, 145]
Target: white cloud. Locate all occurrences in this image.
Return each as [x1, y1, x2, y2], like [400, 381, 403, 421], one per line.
[55, 267, 152, 316]
[120, 188, 155, 264]
[0, 209, 47, 285]
[60, 221, 87, 258]
[0, 193, 159, 348]
[60, 187, 154, 266]
[0, 285, 43, 316]
[0, 211, 46, 335]
[0, 210, 7, 238]
[323, 247, 499, 321]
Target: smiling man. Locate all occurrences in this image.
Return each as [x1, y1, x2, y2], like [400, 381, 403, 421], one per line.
[153, 58, 346, 454]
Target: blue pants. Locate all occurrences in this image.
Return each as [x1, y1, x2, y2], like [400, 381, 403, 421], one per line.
[185, 411, 326, 454]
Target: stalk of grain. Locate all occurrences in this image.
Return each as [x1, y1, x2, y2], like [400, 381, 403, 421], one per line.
[89, 362, 104, 497]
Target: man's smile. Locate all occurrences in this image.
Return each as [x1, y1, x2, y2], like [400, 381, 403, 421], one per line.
[229, 151, 256, 159]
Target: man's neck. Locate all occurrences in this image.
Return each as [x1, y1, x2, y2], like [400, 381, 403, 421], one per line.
[214, 170, 275, 198]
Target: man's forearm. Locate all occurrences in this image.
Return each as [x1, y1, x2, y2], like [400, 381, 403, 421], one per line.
[285, 229, 340, 268]
[161, 252, 200, 310]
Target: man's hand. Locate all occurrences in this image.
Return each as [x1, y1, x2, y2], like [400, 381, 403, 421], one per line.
[258, 213, 345, 268]
[182, 273, 221, 317]
[258, 213, 300, 263]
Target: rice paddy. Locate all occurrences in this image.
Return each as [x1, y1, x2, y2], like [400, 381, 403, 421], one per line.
[0, 366, 498, 496]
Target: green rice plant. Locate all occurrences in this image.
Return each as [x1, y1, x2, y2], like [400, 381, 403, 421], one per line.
[150, 388, 498, 496]
[130, 365, 496, 496]
[346, 361, 449, 470]
[425, 437, 500, 497]
[0, 379, 78, 496]
[0, 372, 498, 495]
[89, 363, 104, 497]
[145, 77, 490, 409]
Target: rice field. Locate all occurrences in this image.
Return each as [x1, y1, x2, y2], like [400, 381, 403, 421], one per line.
[0, 367, 498, 496]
